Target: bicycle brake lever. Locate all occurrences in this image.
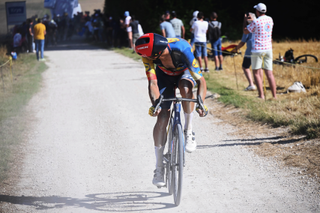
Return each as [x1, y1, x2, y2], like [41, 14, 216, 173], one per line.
[197, 95, 205, 111]
[153, 95, 164, 114]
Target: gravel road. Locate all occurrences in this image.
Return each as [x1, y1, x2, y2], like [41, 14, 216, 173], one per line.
[0, 42, 319, 212]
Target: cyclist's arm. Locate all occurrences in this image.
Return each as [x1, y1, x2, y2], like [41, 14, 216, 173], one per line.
[196, 77, 207, 106]
[142, 57, 159, 106]
[180, 45, 208, 115]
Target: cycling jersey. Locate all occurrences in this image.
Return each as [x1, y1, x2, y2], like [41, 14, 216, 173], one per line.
[142, 38, 202, 81]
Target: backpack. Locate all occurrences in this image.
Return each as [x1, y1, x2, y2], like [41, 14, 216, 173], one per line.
[208, 21, 221, 41]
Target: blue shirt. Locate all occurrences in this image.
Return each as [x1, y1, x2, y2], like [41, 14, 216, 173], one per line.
[241, 33, 252, 57]
[160, 21, 176, 38]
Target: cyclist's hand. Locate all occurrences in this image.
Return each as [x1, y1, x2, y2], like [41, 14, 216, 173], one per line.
[149, 106, 161, 117]
[196, 104, 208, 117]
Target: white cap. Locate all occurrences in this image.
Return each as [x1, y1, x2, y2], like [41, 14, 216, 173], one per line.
[254, 3, 267, 13]
[193, 11, 199, 17]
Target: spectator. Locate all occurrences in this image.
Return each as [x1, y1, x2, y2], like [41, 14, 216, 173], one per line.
[13, 29, 22, 54]
[159, 16, 175, 38]
[164, 11, 171, 22]
[170, 11, 185, 39]
[84, 17, 94, 39]
[208, 12, 223, 71]
[33, 18, 46, 61]
[191, 11, 209, 72]
[129, 15, 140, 53]
[27, 18, 34, 53]
[124, 11, 133, 48]
[244, 3, 277, 99]
[232, 12, 257, 91]
[189, 11, 198, 48]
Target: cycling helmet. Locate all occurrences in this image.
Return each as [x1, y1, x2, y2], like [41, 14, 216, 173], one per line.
[135, 33, 168, 58]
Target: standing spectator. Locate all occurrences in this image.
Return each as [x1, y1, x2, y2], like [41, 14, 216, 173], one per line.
[208, 12, 223, 71]
[124, 11, 133, 48]
[170, 11, 185, 39]
[129, 15, 140, 53]
[27, 18, 34, 53]
[244, 3, 277, 99]
[232, 12, 257, 91]
[33, 18, 46, 61]
[159, 16, 175, 38]
[189, 11, 198, 48]
[13, 29, 22, 54]
[191, 11, 209, 72]
[164, 11, 171, 22]
[84, 17, 94, 39]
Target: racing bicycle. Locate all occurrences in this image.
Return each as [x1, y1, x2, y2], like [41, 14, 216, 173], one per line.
[153, 94, 208, 206]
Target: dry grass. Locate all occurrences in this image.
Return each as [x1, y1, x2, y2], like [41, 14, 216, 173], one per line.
[202, 40, 320, 180]
[0, 46, 46, 182]
[206, 40, 320, 138]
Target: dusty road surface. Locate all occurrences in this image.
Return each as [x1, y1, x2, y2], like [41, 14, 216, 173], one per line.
[0, 41, 319, 212]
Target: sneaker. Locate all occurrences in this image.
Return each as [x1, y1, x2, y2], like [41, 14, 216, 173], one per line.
[244, 85, 257, 91]
[218, 67, 223, 71]
[152, 166, 165, 187]
[204, 68, 209, 72]
[288, 81, 306, 93]
[39, 58, 46, 61]
[184, 130, 196, 153]
[200, 68, 204, 72]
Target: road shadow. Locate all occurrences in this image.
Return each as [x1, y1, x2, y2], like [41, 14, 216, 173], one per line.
[44, 36, 110, 51]
[198, 136, 306, 149]
[0, 191, 176, 211]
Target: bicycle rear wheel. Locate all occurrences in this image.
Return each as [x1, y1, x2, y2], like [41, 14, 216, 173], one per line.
[172, 123, 184, 206]
[294, 54, 318, 63]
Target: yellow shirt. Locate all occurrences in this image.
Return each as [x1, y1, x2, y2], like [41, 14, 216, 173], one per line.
[34, 23, 46, 40]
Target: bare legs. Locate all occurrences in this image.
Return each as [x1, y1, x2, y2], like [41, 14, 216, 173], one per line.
[197, 56, 208, 70]
[214, 55, 223, 69]
[253, 69, 277, 99]
[243, 67, 255, 86]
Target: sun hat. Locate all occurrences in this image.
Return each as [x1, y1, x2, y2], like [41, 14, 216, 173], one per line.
[254, 3, 267, 13]
[193, 11, 199, 17]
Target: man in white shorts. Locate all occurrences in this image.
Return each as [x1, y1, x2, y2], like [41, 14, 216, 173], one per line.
[243, 3, 277, 99]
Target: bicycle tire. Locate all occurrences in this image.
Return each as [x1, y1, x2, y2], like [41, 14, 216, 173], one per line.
[294, 54, 318, 63]
[172, 123, 184, 206]
[166, 118, 174, 195]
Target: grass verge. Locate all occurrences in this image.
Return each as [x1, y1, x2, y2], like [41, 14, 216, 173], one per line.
[0, 46, 47, 182]
[113, 44, 320, 139]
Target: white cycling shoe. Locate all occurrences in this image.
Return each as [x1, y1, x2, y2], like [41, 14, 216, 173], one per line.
[185, 130, 197, 153]
[152, 166, 165, 187]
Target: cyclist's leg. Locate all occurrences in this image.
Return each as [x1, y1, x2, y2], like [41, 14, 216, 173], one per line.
[178, 72, 197, 152]
[153, 68, 178, 186]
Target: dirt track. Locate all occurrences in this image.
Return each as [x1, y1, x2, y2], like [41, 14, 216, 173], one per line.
[0, 41, 319, 212]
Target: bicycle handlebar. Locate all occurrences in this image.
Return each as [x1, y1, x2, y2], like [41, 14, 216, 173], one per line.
[153, 94, 213, 114]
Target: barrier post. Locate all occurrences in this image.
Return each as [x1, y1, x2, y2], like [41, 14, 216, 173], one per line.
[1, 66, 4, 92]
[233, 56, 239, 90]
[9, 56, 13, 82]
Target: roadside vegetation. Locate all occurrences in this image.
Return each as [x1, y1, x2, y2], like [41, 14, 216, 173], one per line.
[114, 40, 320, 139]
[113, 39, 320, 180]
[0, 46, 47, 182]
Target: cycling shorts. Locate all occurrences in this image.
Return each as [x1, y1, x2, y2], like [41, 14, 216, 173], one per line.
[242, 57, 251, 69]
[156, 66, 196, 109]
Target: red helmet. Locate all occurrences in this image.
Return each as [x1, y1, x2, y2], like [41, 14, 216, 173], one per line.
[135, 33, 168, 58]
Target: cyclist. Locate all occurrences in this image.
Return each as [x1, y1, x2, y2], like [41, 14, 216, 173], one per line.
[135, 33, 208, 187]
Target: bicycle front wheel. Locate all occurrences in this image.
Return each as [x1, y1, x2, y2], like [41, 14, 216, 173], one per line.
[166, 118, 174, 195]
[172, 123, 184, 206]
